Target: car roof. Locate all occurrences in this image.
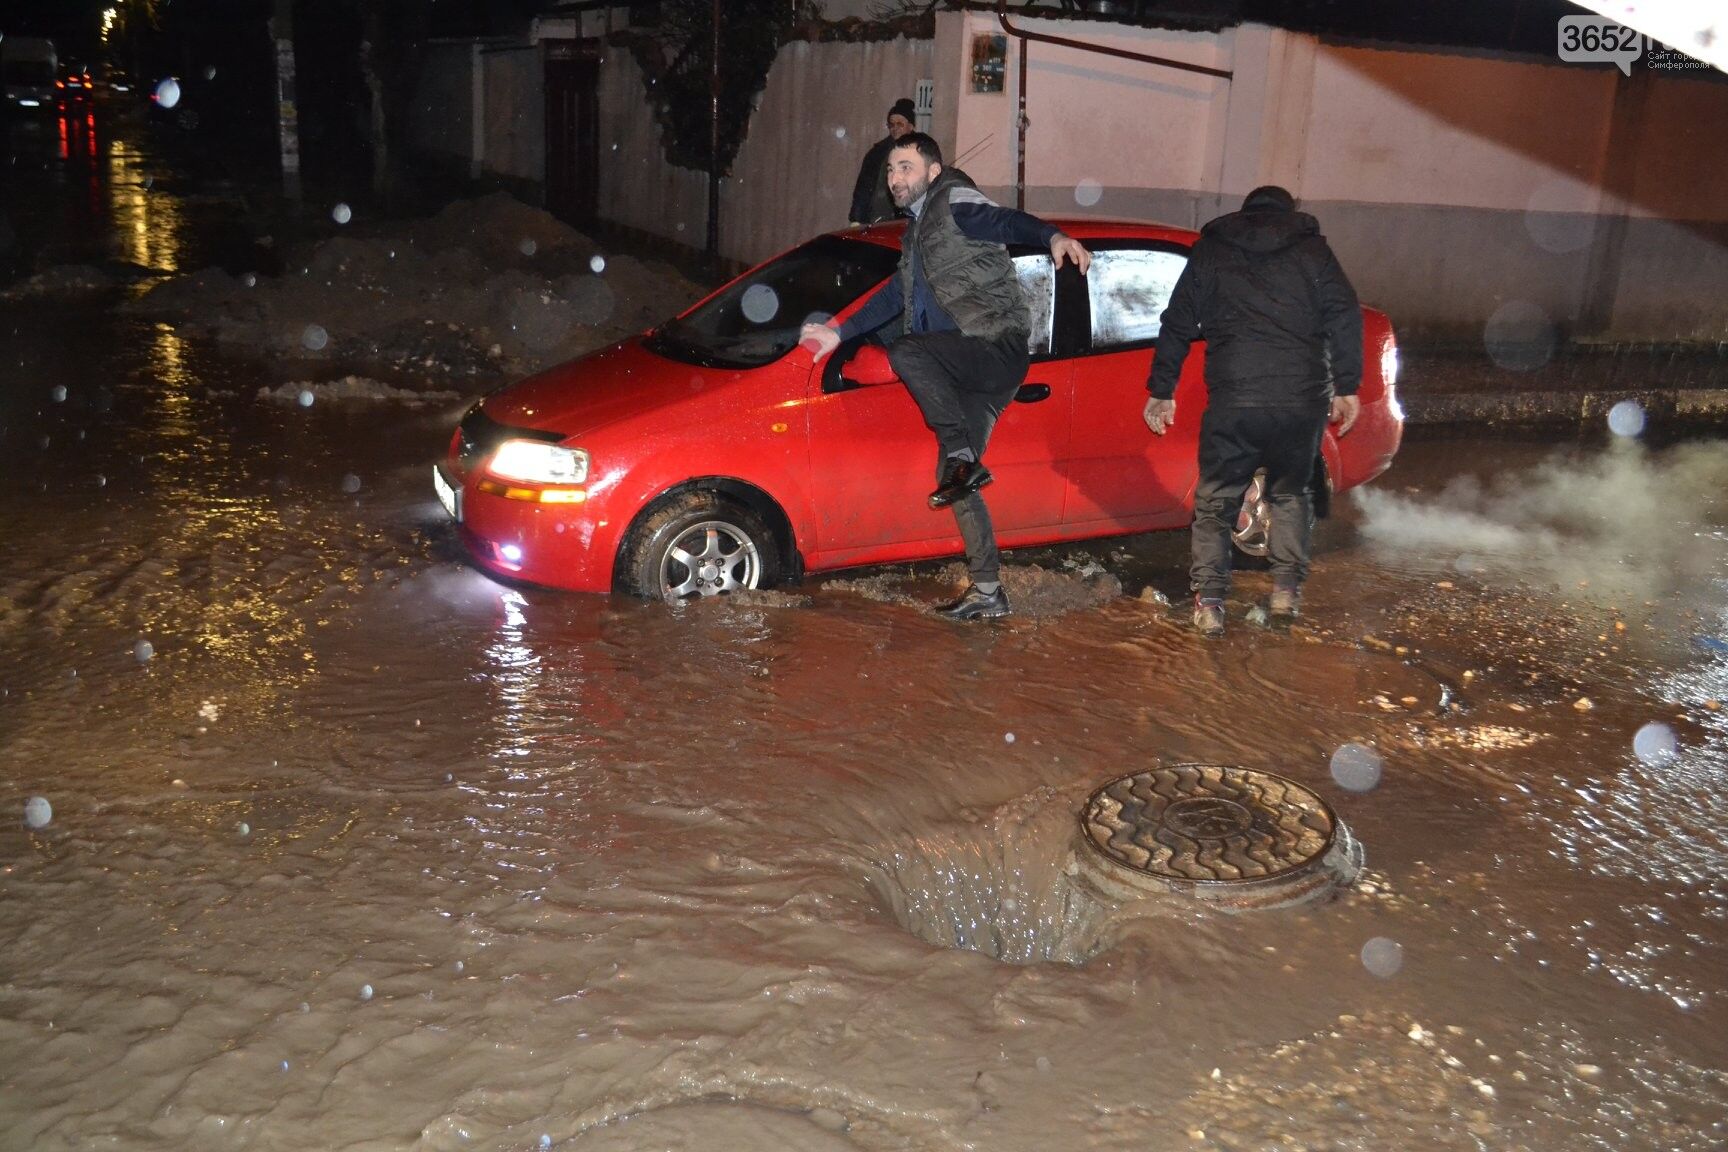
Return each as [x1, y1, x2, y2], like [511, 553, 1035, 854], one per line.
[839, 217, 1199, 250]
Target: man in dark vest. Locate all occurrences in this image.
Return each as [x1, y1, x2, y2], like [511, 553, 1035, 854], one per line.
[1143, 185, 1362, 636]
[848, 98, 917, 228]
[804, 132, 1090, 620]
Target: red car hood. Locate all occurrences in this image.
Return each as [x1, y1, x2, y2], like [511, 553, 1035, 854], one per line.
[481, 338, 742, 440]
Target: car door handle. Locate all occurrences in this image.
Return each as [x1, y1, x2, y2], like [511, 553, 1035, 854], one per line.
[1015, 383, 1052, 403]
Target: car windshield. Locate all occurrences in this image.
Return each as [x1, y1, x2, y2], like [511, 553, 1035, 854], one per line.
[646, 235, 900, 369]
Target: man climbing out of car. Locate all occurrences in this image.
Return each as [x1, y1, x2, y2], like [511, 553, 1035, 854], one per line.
[1142, 184, 1362, 637]
[801, 132, 1090, 621]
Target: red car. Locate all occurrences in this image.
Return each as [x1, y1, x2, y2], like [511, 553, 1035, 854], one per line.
[434, 220, 1401, 599]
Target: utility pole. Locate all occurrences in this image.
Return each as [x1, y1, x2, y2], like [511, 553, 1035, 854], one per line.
[705, 0, 721, 269]
[270, 0, 302, 202]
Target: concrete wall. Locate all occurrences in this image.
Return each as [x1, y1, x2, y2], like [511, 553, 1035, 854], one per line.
[406, 40, 543, 188]
[406, 41, 476, 167]
[481, 45, 543, 184]
[933, 10, 1728, 345]
[409, 13, 1725, 344]
[595, 34, 933, 266]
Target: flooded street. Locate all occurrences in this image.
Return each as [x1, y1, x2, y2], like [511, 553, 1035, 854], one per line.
[4, 119, 1727, 1152]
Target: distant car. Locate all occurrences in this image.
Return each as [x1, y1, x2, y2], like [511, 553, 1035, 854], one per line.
[96, 63, 135, 98]
[2, 36, 58, 116]
[434, 221, 1403, 600]
[57, 60, 93, 102]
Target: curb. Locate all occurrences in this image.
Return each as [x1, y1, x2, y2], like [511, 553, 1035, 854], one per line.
[1404, 387, 1728, 426]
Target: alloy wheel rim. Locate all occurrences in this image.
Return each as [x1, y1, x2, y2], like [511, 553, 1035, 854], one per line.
[661, 520, 762, 599]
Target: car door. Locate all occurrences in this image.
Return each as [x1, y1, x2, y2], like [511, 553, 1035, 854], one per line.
[804, 252, 1073, 567]
[1062, 242, 1207, 531]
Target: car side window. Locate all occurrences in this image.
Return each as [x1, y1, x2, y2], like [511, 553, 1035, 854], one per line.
[1086, 248, 1188, 350]
[1015, 254, 1055, 357]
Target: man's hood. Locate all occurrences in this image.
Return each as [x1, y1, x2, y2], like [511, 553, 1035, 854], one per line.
[1201, 207, 1321, 255]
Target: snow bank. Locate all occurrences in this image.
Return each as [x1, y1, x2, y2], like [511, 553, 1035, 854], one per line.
[257, 376, 463, 407]
[125, 192, 706, 381]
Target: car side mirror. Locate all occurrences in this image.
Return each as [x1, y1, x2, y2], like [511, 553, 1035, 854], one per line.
[823, 339, 900, 394]
[839, 344, 898, 387]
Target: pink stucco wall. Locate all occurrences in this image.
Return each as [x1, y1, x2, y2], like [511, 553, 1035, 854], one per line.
[562, 12, 1726, 342]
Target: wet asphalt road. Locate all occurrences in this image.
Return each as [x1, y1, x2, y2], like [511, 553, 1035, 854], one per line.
[2, 107, 1727, 1152]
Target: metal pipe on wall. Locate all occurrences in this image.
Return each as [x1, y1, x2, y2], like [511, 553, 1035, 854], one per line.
[996, 10, 1233, 212]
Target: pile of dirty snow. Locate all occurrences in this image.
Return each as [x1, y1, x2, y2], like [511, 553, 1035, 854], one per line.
[124, 192, 705, 383]
[257, 376, 464, 407]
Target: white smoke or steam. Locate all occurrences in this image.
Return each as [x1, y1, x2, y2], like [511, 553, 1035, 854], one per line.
[1354, 441, 1728, 599]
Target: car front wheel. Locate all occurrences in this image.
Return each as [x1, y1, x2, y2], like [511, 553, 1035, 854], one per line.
[620, 493, 780, 602]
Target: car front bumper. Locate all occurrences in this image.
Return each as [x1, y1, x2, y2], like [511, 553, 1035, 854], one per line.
[436, 462, 619, 593]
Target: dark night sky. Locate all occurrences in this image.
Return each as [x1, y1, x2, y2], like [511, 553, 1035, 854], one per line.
[4, 1, 1601, 62]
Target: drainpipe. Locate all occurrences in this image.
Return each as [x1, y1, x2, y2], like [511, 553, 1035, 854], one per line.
[997, 9, 1233, 211]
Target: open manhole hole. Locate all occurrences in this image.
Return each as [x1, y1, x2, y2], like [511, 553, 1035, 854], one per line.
[1076, 764, 1363, 911]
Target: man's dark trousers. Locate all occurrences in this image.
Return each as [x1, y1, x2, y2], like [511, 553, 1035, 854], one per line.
[886, 330, 1029, 585]
[1191, 403, 1328, 600]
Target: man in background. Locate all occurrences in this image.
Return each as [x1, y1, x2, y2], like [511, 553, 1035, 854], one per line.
[848, 98, 916, 227]
[1143, 185, 1362, 636]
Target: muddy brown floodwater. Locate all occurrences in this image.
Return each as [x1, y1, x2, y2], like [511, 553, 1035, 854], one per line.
[2, 299, 1724, 1152]
[3, 114, 1727, 1150]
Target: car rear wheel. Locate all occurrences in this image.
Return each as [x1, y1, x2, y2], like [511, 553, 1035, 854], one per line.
[620, 493, 780, 602]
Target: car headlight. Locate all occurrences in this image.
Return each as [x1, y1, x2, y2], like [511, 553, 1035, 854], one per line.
[487, 440, 589, 485]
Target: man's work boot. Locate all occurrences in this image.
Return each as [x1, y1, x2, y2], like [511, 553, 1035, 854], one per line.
[1193, 597, 1226, 637]
[1269, 585, 1301, 619]
[935, 584, 1011, 621]
[929, 459, 993, 509]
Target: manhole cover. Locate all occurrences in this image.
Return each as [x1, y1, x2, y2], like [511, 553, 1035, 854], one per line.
[1077, 764, 1362, 909]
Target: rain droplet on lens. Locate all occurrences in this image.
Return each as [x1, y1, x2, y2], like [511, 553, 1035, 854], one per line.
[50, 385, 67, 402]
[1004, 732, 1016, 744]
[241, 272, 257, 288]
[302, 324, 329, 352]
[297, 389, 316, 408]
[1074, 178, 1103, 207]
[834, 126, 847, 139]
[741, 284, 780, 324]
[154, 78, 181, 108]
[589, 254, 606, 274]
[1483, 300, 1557, 372]
[96, 474, 107, 487]
[134, 639, 155, 662]
[331, 202, 353, 225]
[341, 473, 361, 494]
[519, 238, 538, 257]
[237, 821, 251, 836]
[1633, 721, 1678, 767]
[203, 65, 216, 80]
[1607, 399, 1645, 439]
[359, 984, 373, 1001]
[24, 796, 53, 829]
[1330, 742, 1383, 792]
[1361, 936, 1404, 977]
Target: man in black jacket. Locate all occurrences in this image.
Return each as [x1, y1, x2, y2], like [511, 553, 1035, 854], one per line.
[1143, 185, 1362, 636]
[848, 98, 917, 227]
[806, 133, 1090, 620]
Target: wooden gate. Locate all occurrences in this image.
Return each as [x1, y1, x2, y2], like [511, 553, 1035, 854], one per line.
[544, 40, 600, 226]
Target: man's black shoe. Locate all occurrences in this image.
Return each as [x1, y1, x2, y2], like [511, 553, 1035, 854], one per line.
[928, 459, 993, 509]
[934, 584, 1011, 621]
